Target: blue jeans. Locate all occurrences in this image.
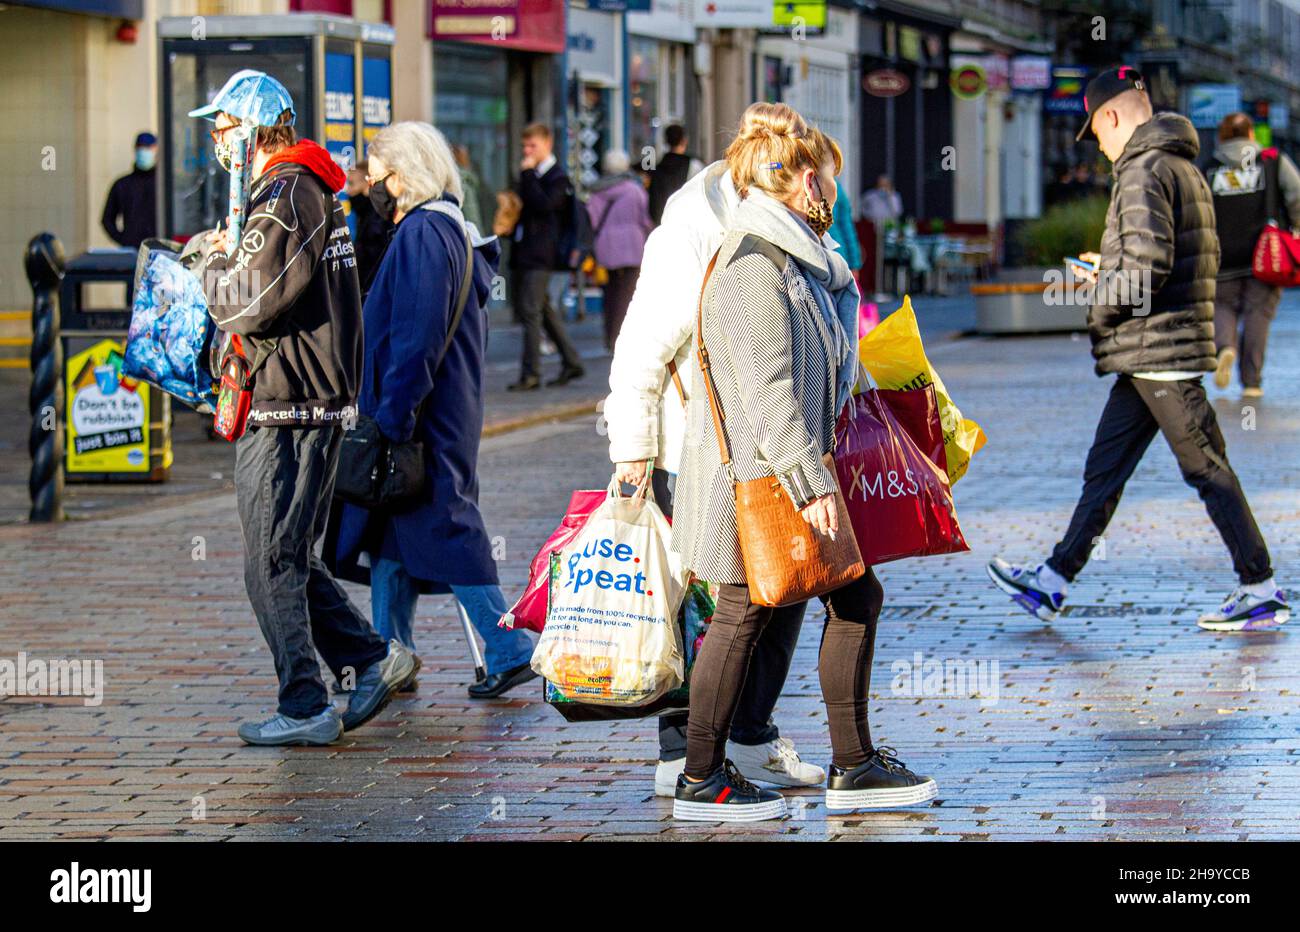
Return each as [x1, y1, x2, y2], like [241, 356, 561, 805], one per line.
[370, 558, 534, 674]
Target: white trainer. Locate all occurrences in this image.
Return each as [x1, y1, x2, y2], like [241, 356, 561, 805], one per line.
[654, 758, 685, 798]
[726, 736, 826, 788]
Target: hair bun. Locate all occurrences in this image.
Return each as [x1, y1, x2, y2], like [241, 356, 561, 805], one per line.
[737, 102, 807, 143]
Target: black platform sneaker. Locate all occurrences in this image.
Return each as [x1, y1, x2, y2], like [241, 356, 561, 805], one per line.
[672, 759, 787, 822]
[825, 746, 937, 811]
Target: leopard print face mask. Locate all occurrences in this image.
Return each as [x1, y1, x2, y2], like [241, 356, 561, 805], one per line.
[805, 176, 833, 236]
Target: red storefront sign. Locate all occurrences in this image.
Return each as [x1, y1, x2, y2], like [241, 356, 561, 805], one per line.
[428, 0, 566, 53]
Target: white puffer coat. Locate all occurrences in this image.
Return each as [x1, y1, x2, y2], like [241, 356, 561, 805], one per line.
[604, 161, 738, 474]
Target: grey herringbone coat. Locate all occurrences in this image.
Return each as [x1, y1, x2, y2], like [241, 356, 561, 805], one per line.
[671, 226, 846, 585]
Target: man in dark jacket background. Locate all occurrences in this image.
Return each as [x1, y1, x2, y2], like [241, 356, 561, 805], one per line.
[193, 70, 418, 747]
[988, 67, 1289, 633]
[101, 132, 158, 248]
[508, 122, 584, 392]
[1205, 111, 1300, 397]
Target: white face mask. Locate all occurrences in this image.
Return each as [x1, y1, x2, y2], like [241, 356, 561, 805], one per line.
[135, 147, 156, 170]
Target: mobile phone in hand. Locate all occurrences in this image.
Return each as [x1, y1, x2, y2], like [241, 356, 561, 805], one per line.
[1065, 256, 1098, 276]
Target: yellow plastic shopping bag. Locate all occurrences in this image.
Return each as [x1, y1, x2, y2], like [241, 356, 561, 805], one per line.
[858, 296, 986, 485]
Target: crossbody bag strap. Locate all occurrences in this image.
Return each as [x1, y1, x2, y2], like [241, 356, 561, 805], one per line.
[408, 227, 475, 427]
[694, 249, 733, 467]
[665, 359, 686, 408]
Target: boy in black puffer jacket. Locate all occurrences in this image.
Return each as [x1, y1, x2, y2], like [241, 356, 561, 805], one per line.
[988, 67, 1289, 633]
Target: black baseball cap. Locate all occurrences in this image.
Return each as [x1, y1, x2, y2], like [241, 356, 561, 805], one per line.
[1076, 66, 1147, 141]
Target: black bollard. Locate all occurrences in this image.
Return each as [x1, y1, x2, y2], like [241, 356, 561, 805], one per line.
[25, 233, 66, 523]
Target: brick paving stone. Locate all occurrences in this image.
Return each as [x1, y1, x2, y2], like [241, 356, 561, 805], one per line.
[2, 297, 1300, 840]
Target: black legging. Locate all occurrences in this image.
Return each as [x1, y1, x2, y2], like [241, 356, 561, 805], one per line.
[684, 569, 884, 778]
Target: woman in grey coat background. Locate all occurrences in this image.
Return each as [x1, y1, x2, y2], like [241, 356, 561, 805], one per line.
[670, 106, 937, 822]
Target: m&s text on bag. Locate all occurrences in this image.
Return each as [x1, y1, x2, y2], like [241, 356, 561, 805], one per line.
[565, 538, 653, 596]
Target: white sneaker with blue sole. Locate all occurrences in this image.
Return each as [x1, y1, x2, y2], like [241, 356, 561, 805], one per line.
[1197, 585, 1290, 631]
[987, 558, 1067, 622]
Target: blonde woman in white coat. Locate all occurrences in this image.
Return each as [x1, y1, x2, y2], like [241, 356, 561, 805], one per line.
[604, 103, 827, 797]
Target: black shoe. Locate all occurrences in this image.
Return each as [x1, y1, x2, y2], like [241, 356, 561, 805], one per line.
[342, 640, 421, 731]
[825, 746, 937, 811]
[467, 662, 538, 699]
[546, 365, 585, 387]
[672, 759, 786, 822]
[507, 375, 541, 392]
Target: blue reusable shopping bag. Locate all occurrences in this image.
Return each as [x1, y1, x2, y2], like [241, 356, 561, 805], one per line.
[124, 242, 219, 413]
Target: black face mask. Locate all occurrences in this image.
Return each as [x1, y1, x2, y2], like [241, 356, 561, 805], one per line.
[369, 174, 398, 222]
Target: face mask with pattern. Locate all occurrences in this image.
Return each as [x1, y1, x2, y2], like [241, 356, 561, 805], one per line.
[806, 177, 833, 237]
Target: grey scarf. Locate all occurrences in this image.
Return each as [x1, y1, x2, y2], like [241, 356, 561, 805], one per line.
[731, 190, 859, 411]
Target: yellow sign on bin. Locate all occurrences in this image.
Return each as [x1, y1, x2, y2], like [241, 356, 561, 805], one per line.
[65, 338, 150, 474]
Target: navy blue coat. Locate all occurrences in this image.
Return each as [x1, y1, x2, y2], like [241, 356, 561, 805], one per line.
[329, 199, 500, 593]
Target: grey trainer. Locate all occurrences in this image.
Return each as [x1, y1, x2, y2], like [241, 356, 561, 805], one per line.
[238, 708, 343, 746]
[342, 640, 421, 731]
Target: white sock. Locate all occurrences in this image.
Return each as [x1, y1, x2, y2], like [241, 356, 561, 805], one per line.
[1243, 577, 1277, 599]
[1036, 563, 1068, 594]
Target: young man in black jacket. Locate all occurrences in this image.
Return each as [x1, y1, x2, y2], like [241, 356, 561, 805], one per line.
[988, 68, 1289, 632]
[508, 123, 584, 391]
[194, 71, 418, 746]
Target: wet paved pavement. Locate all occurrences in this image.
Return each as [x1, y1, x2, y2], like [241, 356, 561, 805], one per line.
[0, 294, 1296, 841]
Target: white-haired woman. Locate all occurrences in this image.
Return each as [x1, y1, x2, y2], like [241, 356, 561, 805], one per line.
[329, 121, 537, 700]
[586, 149, 652, 349]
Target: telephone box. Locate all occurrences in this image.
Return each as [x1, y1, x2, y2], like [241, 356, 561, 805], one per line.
[157, 13, 394, 240]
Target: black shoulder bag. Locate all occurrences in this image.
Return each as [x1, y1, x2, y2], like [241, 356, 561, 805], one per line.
[335, 226, 476, 509]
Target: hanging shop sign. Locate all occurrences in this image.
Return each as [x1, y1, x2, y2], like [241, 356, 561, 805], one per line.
[1010, 55, 1051, 92]
[1044, 66, 1087, 114]
[950, 62, 987, 100]
[694, 0, 772, 28]
[770, 1, 827, 31]
[1188, 84, 1242, 129]
[863, 68, 910, 98]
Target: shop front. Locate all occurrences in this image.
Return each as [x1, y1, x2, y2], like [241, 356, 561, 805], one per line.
[858, 1, 959, 224]
[757, 3, 859, 201]
[565, 4, 626, 191]
[430, 0, 567, 218]
[627, 0, 698, 163]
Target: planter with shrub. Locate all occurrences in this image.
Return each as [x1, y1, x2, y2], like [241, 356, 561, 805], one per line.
[974, 195, 1108, 334]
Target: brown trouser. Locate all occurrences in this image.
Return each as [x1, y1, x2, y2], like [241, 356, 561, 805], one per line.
[684, 569, 884, 777]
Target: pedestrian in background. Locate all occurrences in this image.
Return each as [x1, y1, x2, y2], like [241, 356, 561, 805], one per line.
[1206, 111, 1300, 398]
[509, 123, 585, 392]
[329, 122, 537, 700]
[194, 71, 418, 746]
[828, 178, 862, 273]
[859, 174, 902, 296]
[860, 174, 902, 226]
[988, 67, 1290, 633]
[670, 106, 935, 821]
[101, 131, 158, 248]
[586, 148, 652, 350]
[606, 104, 832, 801]
[452, 143, 484, 230]
[344, 160, 391, 299]
[647, 123, 703, 225]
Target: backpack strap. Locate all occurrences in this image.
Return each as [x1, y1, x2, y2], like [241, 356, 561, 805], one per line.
[1262, 148, 1282, 225]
